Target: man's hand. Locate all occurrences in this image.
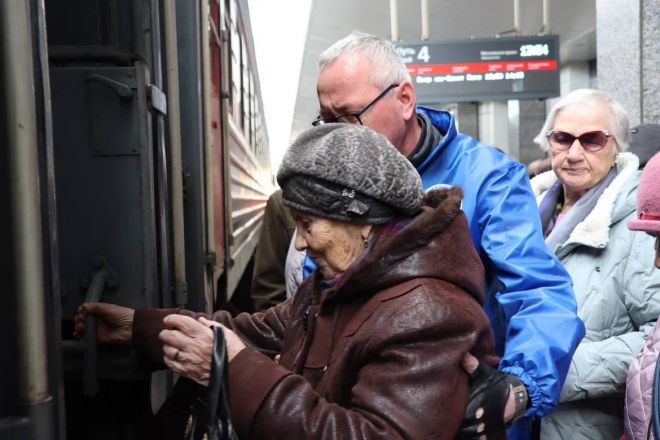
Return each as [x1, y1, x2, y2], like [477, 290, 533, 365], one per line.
[73, 302, 135, 345]
[459, 353, 527, 439]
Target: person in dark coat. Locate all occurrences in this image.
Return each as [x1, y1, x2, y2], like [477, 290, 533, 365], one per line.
[74, 124, 498, 439]
[250, 188, 295, 311]
[629, 124, 660, 169]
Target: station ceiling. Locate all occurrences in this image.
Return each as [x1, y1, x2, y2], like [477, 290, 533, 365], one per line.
[291, 0, 596, 142]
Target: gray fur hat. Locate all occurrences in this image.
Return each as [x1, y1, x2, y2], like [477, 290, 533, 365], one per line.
[277, 123, 423, 224]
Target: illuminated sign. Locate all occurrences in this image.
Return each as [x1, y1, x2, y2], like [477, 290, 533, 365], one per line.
[395, 35, 560, 103]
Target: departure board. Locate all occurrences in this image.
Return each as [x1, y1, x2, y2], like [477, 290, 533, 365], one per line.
[395, 35, 560, 103]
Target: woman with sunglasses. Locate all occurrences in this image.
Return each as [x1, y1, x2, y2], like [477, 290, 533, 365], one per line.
[530, 89, 660, 439]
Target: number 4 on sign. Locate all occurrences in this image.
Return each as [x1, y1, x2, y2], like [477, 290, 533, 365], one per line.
[417, 46, 430, 63]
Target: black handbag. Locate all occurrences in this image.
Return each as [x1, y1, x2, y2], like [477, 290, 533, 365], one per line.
[184, 325, 239, 440]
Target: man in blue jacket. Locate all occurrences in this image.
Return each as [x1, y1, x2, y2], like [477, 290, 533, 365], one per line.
[303, 32, 585, 438]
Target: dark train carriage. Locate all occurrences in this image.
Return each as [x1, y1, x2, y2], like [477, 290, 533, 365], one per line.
[0, 0, 272, 439]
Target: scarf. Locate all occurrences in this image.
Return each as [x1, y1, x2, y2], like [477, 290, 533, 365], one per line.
[407, 113, 443, 168]
[541, 166, 619, 252]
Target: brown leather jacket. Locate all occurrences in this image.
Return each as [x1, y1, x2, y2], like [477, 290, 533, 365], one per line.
[133, 188, 496, 439]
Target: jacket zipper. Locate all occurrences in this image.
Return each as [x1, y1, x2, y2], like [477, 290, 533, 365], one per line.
[292, 304, 317, 374]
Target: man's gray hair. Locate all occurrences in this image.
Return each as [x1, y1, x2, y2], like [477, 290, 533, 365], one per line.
[318, 31, 411, 88]
[533, 89, 630, 153]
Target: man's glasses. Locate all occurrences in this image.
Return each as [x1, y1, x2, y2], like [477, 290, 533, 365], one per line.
[312, 83, 400, 126]
[545, 130, 612, 152]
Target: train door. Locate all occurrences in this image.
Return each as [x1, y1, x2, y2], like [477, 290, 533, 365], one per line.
[46, 1, 170, 438]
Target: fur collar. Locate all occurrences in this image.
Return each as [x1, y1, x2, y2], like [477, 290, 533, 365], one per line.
[318, 187, 485, 306]
[531, 152, 639, 248]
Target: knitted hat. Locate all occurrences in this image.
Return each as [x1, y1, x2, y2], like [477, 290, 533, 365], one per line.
[277, 124, 423, 224]
[628, 152, 660, 233]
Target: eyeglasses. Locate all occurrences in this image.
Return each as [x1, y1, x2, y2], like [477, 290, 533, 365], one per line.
[545, 130, 612, 152]
[312, 83, 400, 126]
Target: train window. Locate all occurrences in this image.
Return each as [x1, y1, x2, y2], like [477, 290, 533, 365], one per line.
[241, 38, 249, 132]
[223, 7, 233, 114]
[231, 28, 242, 126]
[246, 71, 252, 144]
[229, 0, 237, 23]
[238, 37, 245, 130]
[249, 72, 255, 147]
[46, 2, 121, 48]
[254, 92, 260, 156]
[210, 3, 222, 95]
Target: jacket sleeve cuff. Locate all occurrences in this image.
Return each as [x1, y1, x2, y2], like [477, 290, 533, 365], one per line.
[227, 348, 290, 437]
[499, 364, 546, 418]
[133, 308, 179, 371]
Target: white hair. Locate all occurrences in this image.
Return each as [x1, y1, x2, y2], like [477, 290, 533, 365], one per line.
[533, 89, 630, 153]
[318, 31, 411, 88]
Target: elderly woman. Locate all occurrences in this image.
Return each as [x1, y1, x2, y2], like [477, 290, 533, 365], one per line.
[74, 124, 497, 439]
[531, 89, 660, 439]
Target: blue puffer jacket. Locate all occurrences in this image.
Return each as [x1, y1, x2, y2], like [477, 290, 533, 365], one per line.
[416, 107, 584, 437]
[301, 106, 585, 437]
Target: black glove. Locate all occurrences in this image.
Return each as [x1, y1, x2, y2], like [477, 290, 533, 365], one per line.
[457, 361, 513, 439]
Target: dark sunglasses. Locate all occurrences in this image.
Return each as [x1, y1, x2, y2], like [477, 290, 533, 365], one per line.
[312, 83, 400, 126]
[545, 130, 612, 152]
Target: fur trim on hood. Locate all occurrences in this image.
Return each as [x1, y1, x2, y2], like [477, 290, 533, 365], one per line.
[323, 186, 486, 306]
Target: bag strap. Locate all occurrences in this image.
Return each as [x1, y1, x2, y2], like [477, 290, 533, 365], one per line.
[206, 326, 227, 420]
[206, 325, 238, 440]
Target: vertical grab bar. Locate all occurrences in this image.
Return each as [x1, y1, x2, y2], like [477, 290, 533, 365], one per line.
[82, 256, 118, 397]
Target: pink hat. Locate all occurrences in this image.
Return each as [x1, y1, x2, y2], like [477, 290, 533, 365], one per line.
[628, 152, 660, 234]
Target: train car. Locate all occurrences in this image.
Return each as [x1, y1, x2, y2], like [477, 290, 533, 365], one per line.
[0, 0, 272, 438]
